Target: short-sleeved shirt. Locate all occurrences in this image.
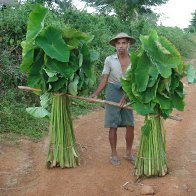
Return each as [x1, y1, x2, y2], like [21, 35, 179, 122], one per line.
[102, 53, 125, 84]
[101, 53, 134, 128]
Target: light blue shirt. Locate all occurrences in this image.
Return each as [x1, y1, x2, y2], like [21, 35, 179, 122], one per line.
[102, 53, 128, 84]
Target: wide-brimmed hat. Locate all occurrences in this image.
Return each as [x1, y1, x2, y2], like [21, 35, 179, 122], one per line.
[109, 32, 136, 46]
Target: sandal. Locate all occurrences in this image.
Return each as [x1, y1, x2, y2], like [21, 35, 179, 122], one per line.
[123, 154, 135, 164]
[110, 155, 121, 166]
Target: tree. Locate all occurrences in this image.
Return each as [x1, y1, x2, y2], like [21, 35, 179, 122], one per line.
[189, 10, 196, 32]
[26, 0, 72, 10]
[81, 0, 168, 21]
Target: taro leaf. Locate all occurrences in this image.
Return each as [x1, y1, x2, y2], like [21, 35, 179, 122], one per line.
[50, 77, 67, 92]
[134, 52, 151, 92]
[28, 75, 42, 88]
[80, 44, 94, 78]
[149, 65, 159, 80]
[48, 75, 58, 83]
[27, 52, 45, 88]
[133, 102, 156, 115]
[172, 92, 185, 111]
[140, 31, 181, 78]
[121, 79, 138, 102]
[36, 26, 70, 62]
[28, 63, 43, 88]
[44, 68, 57, 77]
[156, 95, 172, 110]
[40, 93, 51, 108]
[63, 26, 89, 40]
[159, 36, 184, 75]
[170, 74, 180, 90]
[26, 5, 48, 41]
[124, 53, 138, 80]
[79, 52, 83, 67]
[141, 79, 159, 103]
[186, 64, 196, 83]
[20, 41, 34, 72]
[45, 56, 78, 78]
[78, 70, 85, 90]
[68, 76, 79, 95]
[62, 26, 94, 44]
[43, 68, 58, 83]
[26, 107, 50, 119]
[66, 38, 81, 49]
[161, 108, 173, 119]
[163, 78, 171, 93]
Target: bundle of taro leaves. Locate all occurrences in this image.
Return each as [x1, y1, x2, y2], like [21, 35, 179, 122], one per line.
[121, 30, 195, 177]
[20, 5, 99, 168]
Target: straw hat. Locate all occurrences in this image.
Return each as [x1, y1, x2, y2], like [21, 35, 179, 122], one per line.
[109, 32, 136, 46]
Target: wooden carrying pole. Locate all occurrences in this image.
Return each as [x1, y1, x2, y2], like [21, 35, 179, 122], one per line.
[18, 86, 182, 121]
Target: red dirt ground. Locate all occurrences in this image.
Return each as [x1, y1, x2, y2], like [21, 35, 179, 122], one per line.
[0, 60, 196, 196]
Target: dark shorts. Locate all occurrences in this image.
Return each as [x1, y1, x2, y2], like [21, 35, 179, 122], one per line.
[104, 83, 134, 128]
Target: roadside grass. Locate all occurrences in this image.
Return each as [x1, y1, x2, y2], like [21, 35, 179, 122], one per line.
[189, 33, 196, 59]
[0, 89, 100, 142]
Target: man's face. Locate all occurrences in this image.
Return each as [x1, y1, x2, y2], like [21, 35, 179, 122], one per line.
[115, 38, 130, 54]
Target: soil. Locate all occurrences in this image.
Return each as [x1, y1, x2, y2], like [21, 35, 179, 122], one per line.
[0, 60, 196, 196]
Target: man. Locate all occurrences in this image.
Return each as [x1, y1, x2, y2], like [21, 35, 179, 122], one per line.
[90, 32, 136, 166]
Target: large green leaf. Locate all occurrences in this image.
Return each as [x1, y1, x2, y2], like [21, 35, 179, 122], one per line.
[68, 76, 79, 95]
[49, 77, 67, 92]
[172, 92, 185, 111]
[36, 26, 70, 62]
[80, 44, 95, 79]
[62, 26, 94, 43]
[45, 56, 78, 78]
[140, 31, 181, 78]
[141, 79, 159, 103]
[40, 93, 51, 108]
[26, 107, 50, 118]
[134, 52, 151, 92]
[133, 102, 156, 116]
[20, 41, 34, 72]
[121, 30, 192, 119]
[186, 64, 196, 83]
[26, 5, 48, 41]
[156, 95, 172, 110]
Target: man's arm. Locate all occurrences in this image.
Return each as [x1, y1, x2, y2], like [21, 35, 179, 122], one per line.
[90, 74, 109, 98]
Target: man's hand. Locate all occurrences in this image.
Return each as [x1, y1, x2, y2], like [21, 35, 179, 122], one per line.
[119, 95, 127, 107]
[89, 93, 97, 99]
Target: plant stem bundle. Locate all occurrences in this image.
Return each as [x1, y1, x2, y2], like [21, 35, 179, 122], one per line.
[135, 115, 168, 177]
[47, 95, 79, 168]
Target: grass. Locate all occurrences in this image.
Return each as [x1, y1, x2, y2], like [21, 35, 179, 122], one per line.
[0, 89, 49, 141]
[0, 88, 100, 142]
[189, 33, 196, 59]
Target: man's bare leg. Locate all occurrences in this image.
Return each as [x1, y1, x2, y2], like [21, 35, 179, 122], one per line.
[109, 127, 118, 156]
[125, 126, 134, 157]
[109, 128, 120, 165]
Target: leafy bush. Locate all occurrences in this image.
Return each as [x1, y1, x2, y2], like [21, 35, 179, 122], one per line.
[0, 1, 195, 141]
[0, 89, 48, 140]
[157, 26, 194, 57]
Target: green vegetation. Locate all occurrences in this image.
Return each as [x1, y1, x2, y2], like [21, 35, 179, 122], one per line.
[121, 30, 195, 177]
[0, 1, 196, 142]
[0, 89, 48, 140]
[20, 5, 99, 167]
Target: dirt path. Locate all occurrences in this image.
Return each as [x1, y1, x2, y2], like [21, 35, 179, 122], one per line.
[1, 62, 196, 196]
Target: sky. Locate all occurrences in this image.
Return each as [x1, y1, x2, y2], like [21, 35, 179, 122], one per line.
[72, 0, 196, 29]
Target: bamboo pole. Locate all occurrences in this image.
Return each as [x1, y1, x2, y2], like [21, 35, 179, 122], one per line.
[18, 86, 182, 121]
